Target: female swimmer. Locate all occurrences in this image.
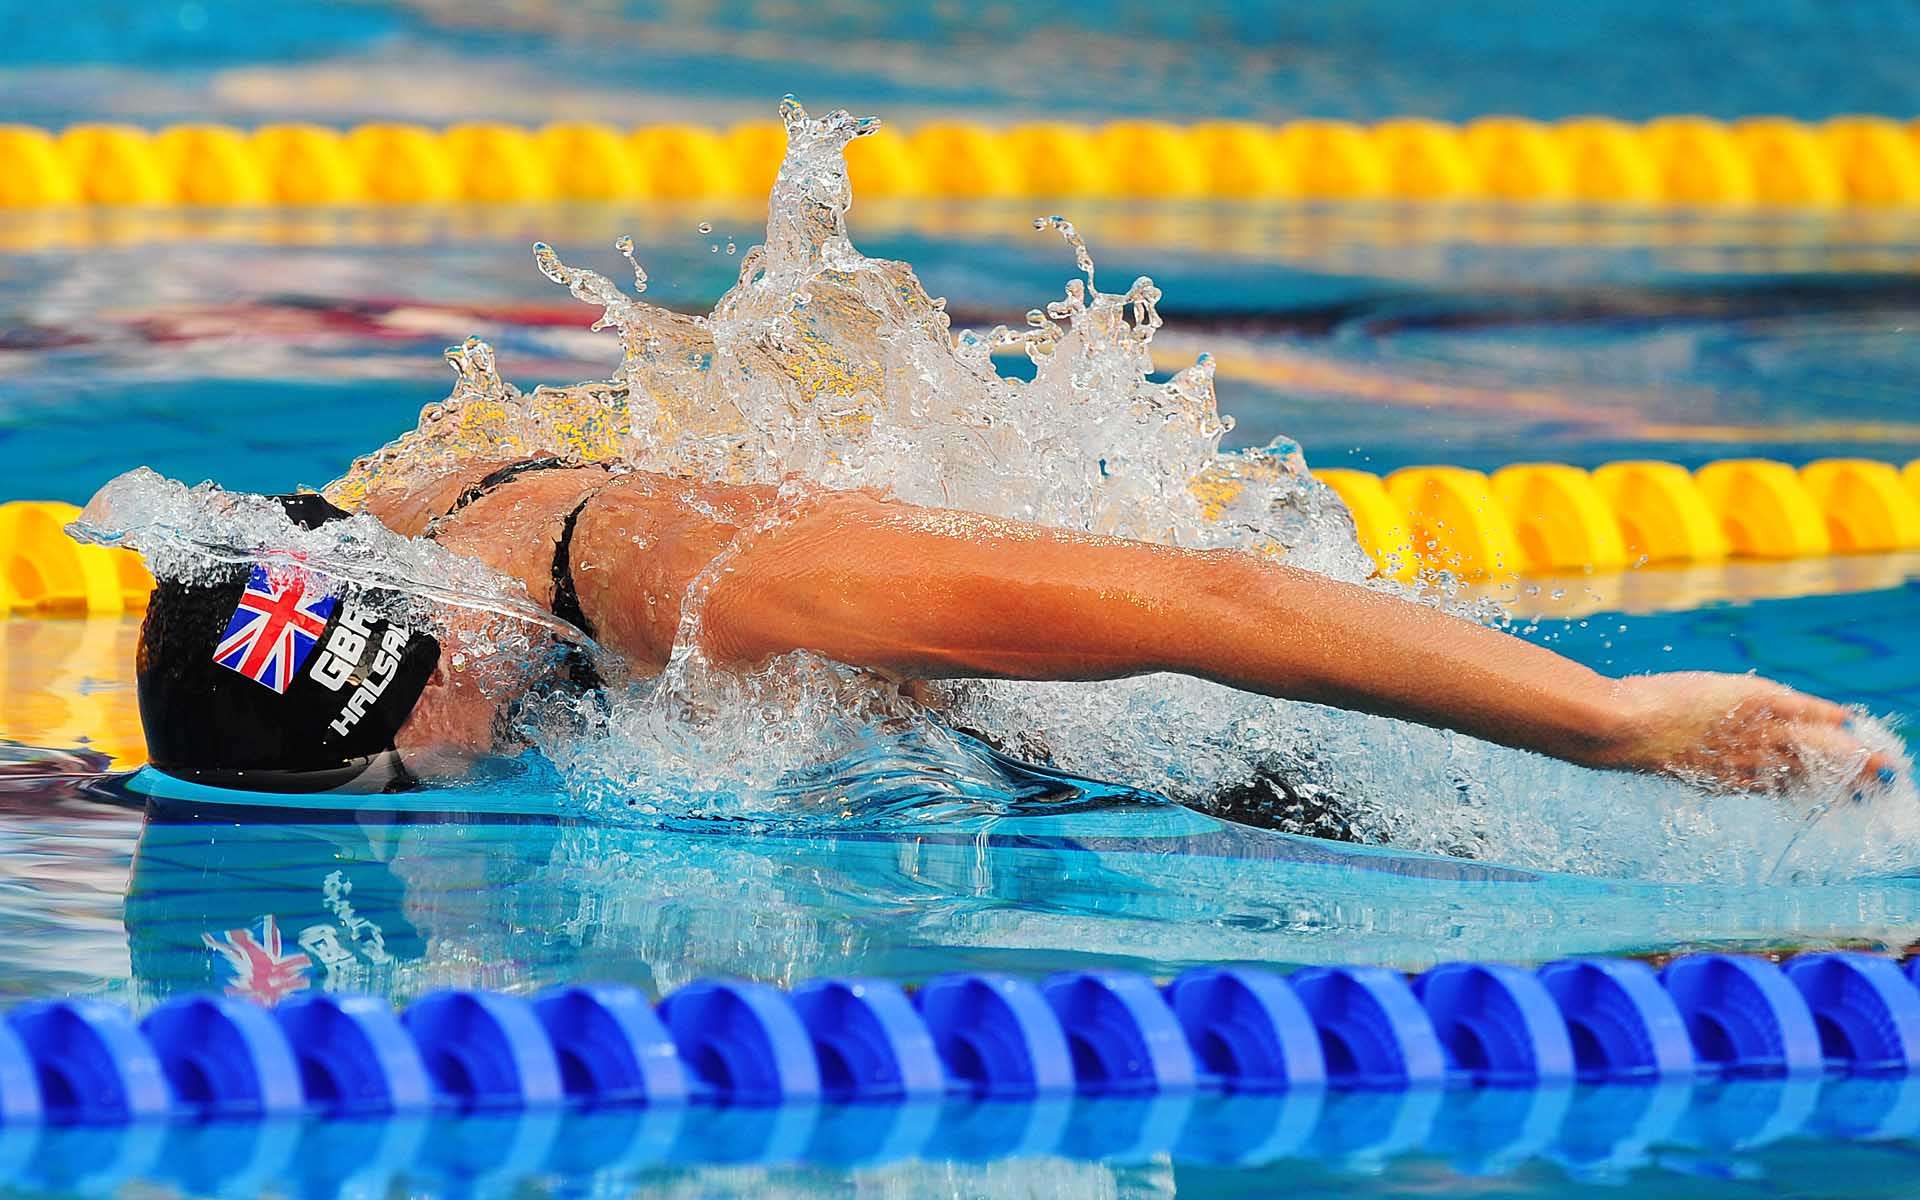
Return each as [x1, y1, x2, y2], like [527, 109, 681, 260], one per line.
[129, 458, 1892, 806]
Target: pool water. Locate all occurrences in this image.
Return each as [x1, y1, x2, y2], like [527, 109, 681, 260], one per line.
[4, 193, 1920, 1193]
[9, 1, 1920, 127]
[6, 1090, 1920, 1198]
[9, 205, 1920, 501]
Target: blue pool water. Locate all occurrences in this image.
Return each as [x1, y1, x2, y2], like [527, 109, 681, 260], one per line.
[8, 206, 1920, 501]
[6, 0, 1920, 125]
[8, 3, 1920, 1189]
[4, 199, 1920, 1193]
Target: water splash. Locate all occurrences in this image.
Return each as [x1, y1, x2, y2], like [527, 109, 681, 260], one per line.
[87, 98, 1920, 884]
[327, 99, 1367, 571]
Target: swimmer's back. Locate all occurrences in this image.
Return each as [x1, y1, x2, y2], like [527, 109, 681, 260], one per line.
[364, 460, 783, 674]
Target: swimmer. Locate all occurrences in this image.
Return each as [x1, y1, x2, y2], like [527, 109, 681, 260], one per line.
[131, 459, 1895, 802]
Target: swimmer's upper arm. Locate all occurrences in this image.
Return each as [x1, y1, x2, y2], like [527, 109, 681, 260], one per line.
[701, 494, 1638, 769]
[699, 495, 1219, 682]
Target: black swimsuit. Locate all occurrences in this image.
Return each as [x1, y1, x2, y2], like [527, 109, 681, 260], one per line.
[437, 457, 611, 686]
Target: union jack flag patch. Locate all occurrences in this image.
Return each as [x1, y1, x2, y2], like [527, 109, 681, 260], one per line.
[213, 564, 338, 693]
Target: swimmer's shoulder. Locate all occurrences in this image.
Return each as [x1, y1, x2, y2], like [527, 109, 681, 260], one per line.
[370, 462, 869, 541]
[367, 458, 639, 537]
[593, 470, 785, 529]
[360, 459, 522, 537]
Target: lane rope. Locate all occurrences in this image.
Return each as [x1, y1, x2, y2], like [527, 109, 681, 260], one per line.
[3, 117, 1920, 207]
[1316, 456, 1920, 580]
[0, 950, 1915, 1183]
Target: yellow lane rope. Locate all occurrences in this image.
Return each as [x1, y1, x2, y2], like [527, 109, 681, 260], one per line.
[3, 117, 1920, 208]
[1317, 457, 1920, 581]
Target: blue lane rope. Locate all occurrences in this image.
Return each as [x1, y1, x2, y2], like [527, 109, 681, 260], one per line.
[4, 953, 1920, 1184]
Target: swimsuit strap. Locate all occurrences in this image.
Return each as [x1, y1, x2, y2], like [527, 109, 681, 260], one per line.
[443, 456, 582, 518]
[549, 488, 609, 691]
[434, 455, 611, 633]
[550, 491, 600, 638]
[432, 456, 612, 689]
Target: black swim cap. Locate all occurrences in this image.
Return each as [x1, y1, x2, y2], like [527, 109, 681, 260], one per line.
[135, 494, 441, 793]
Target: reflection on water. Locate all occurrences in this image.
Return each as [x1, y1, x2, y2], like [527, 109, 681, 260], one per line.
[1, 766, 1919, 1196]
[0, 784, 138, 998]
[14, 1088, 1920, 1199]
[2, 811, 1920, 1200]
[6, 776, 1920, 1013]
[0, 617, 144, 769]
[93, 789, 1920, 1011]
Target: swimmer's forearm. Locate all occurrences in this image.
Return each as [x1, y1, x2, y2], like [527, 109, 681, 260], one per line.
[705, 497, 1633, 766]
[1167, 556, 1632, 766]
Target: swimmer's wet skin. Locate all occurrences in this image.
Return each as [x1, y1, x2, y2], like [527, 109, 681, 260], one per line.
[128, 456, 1894, 799]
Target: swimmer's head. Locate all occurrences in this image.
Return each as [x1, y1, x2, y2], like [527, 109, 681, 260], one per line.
[135, 493, 441, 793]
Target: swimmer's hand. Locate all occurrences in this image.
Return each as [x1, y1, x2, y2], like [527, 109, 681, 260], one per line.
[1596, 673, 1896, 794]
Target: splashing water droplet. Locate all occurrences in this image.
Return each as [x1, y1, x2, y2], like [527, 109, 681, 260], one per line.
[1036, 215, 1096, 289]
[696, 221, 713, 235]
[531, 241, 567, 285]
[615, 234, 647, 292]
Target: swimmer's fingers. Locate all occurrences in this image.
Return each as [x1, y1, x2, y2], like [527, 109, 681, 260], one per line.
[1774, 691, 1851, 729]
[1826, 734, 1903, 791]
[1864, 751, 1903, 789]
[1757, 719, 1899, 795]
[1778, 694, 1908, 788]
[1686, 714, 1863, 796]
[1725, 678, 1849, 728]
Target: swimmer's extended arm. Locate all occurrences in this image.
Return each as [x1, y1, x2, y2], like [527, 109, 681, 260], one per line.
[703, 495, 1888, 791]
